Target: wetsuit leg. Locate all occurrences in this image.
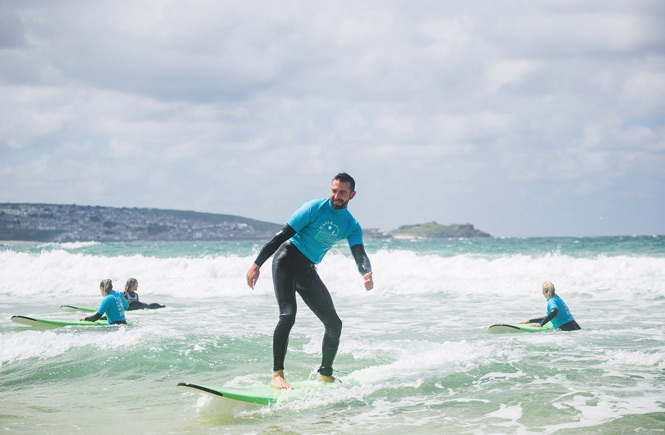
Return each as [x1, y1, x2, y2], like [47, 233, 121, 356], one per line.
[296, 273, 342, 377]
[271, 244, 299, 372]
[128, 301, 148, 310]
[129, 301, 164, 310]
[271, 242, 343, 377]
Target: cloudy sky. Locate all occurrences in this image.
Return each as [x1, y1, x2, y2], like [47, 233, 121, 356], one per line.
[1, 1, 664, 237]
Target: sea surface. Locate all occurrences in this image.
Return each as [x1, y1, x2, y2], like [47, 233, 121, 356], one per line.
[1, 236, 664, 434]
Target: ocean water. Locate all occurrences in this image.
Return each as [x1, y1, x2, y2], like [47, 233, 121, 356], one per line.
[1, 236, 664, 434]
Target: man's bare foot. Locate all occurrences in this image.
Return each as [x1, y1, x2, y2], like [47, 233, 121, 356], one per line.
[270, 370, 292, 389]
[318, 374, 340, 383]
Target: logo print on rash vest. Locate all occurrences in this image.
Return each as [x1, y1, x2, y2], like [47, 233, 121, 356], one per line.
[114, 294, 125, 313]
[315, 221, 341, 248]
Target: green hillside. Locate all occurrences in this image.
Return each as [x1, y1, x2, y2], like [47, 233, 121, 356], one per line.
[392, 222, 490, 238]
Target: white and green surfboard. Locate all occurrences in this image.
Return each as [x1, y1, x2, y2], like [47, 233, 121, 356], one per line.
[60, 305, 96, 313]
[488, 322, 554, 333]
[177, 381, 327, 405]
[11, 315, 126, 329]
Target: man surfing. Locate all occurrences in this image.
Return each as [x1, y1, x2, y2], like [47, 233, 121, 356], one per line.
[246, 173, 374, 389]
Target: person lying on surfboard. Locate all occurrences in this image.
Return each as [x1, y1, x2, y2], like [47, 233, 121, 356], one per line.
[123, 278, 166, 310]
[80, 279, 129, 325]
[246, 172, 374, 390]
[520, 281, 580, 331]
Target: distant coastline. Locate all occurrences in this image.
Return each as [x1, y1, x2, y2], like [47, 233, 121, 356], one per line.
[0, 203, 491, 242]
[0, 203, 281, 242]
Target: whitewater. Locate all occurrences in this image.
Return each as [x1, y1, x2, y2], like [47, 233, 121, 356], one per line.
[1, 236, 664, 433]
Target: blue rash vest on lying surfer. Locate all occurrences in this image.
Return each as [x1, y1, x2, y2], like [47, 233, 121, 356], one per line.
[545, 294, 574, 328]
[85, 290, 128, 325]
[529, 294, 580, 331]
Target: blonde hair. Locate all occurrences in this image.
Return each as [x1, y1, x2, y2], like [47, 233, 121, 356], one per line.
[99, 279, 113, 295]
[125, 278, 138, 293]
[542, 281, 556, 298]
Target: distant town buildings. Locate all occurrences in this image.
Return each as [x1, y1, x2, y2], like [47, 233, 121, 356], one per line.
[0, 203, 282, 242]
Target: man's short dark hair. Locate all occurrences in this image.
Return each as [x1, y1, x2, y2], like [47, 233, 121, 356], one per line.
[333, 172, 355, 192]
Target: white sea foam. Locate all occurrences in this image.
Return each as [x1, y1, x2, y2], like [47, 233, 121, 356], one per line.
[59, 241, 101, 249]
[0, 250, 250, 299]
[604, 349, 665, 369]
[0, 326, 139, 366]
[2, 239, 664, 434]
[1, 249, 663, 302]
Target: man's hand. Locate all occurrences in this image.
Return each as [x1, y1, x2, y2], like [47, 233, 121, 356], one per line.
[363, 271, 373, 291]
[246, 263, 260, 290]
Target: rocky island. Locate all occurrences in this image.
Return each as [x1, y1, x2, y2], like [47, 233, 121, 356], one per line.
[391, 221, 491, 239]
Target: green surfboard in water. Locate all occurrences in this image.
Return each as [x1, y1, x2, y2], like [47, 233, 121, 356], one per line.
[60, 305, 96, 313]
[11, 315, 124, 329]
[177, 381, 327, 405]
[488, 322, 554, 334]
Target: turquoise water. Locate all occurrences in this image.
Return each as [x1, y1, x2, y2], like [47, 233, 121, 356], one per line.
[1, 236, 664, 433]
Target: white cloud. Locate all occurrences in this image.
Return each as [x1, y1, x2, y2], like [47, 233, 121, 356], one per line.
[620, 71, 665, 115]
[485, 60, 541, 93]
[434, 111, 511, 143]
[0, 86, 75, 150]
[1, 0, 663, 236]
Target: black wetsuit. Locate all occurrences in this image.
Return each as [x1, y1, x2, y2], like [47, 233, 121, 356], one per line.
[124, 292, 166, 310]
[529, 311, 581, 331]
[254, 224, 371, 377]
[84, 312, 127, 325]
[128, 301, 166, 310]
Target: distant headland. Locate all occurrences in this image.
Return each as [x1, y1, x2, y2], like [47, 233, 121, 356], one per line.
[0, 203, 491, 242]
[390, 221, 491, 239]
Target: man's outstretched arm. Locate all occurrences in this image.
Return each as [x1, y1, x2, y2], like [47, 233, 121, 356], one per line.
[351, 244, 373, 291]
[246, 224, 296, 289]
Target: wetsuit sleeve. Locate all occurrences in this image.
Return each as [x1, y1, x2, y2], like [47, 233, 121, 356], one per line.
[87, 296, 110, 322]
[539, 308, 558, 326]
[528, 317, 546, 324]
[85, 312, 103, 322]
[253, 224, 297, 267]
[350, 244, 372, 275]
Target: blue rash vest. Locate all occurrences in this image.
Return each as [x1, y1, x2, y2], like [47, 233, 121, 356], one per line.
[287, 198, 363, 264]
[97, 290, 129, 324]
[546, 294, 575, 328]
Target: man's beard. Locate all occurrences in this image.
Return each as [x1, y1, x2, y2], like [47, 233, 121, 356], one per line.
[331, 198, 348, 209]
